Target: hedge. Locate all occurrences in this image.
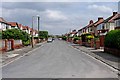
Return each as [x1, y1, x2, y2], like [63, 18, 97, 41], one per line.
[104, 30, 120, 50]
[62, 36, 67, 40]
[73, 37, 81, 41]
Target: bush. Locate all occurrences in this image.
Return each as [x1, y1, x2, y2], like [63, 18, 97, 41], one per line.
[23, 40, 30, 46]
[104, 30, 120, 49]
[39, 31, 48, 39]
[62, 36, 67, 40]
[73, 37, 80, 41]
[2, 29, 30, 46]
[86, 35, 94, 40]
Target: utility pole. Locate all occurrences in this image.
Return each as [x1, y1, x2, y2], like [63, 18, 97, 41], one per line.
[38, 16, 40, 42]
[32, 16, 34, 48]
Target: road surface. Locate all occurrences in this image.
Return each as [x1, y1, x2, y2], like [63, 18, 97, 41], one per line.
[2, 40, 118, 78]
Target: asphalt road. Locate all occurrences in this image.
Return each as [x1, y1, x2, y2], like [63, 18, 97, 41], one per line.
[2, 40, 118, 78]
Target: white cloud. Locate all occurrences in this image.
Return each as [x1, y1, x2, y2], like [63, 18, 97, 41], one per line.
[88, 4, 112, 13]
[45, 9, 67, 20]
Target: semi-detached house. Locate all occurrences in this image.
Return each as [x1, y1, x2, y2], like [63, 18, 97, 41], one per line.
[114, 14, 120, 29]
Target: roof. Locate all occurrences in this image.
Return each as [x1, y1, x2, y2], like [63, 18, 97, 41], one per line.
[114, 14, 120, 20]
[94, 18, 104, 27]
[104, 12, 118, 23]
[18, 24, 22, 28]
[86, 20, 94, 28]
[108, 14, 119, 22]
[0, 17, 7, 23]
[22, 26, 27, 30]
[8, 22, 18, 27]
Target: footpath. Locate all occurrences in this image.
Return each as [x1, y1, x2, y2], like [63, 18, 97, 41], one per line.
[68, 42, 120, 75]
[1, 41, 46, 66]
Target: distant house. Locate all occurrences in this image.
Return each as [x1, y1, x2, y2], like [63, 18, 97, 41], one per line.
[86, 20, 94, 34]
[78, 28, 82, 36]
[26, 26, 31, 34]
[18, 24, 23, 30]
[69, 30, 77, 37]
[22, 26, 28, 33]
[94, 17, 104, 36]
[8, 22, 19, 29]
[114, 14, 120, 29]
[34, 30, 38, 37]
[0, 17, 11, 31]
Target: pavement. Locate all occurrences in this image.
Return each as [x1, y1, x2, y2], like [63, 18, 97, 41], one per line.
[69, 42, 120, 75]
[2, 40, 118, 78]
[1, 41, 47, 66]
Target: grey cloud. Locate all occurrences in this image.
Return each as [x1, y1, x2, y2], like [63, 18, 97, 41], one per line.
[1, 2, 117, 35]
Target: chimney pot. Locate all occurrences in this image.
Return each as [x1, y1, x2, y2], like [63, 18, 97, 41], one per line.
[113, 12, 117, 16]
[98, 17, 103, 21]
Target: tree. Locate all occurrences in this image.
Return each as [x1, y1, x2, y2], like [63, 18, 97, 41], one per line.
[2, 29, 30, 44]
[39, 31, 48, 39]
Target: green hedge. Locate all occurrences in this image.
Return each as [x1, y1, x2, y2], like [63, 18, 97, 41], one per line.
[73, 37, 81, 41]
[104, 30, 120, 50]
[62, 36, 67, 40]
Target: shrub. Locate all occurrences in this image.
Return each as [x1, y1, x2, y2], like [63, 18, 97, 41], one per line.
[62, 36, 67, 40]
[86, 35, 94, 40]
[73, 37, 80, 41]
[2, 29, 30, 46]
[23, 40, 30, 46]
[104, 30, 120, 50]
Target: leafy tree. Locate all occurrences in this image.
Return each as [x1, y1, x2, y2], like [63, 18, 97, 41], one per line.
[39, 31, 48, 39]
[2, 29, 30, 45]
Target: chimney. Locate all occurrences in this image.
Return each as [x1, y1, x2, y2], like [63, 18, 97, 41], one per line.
[98, 17, 103, 21]
[89, 20, 93, 24]
[113, 12, 117, 16]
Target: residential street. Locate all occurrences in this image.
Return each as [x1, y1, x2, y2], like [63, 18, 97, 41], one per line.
[2, 40, 118, 78]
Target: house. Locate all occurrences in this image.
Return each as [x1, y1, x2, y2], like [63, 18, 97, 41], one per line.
[94, 17, 104, 36]
[34, 30, 38, 37]
[22, 25, 28, 32]
[103, 12, 118, 32]
[26, 26, 31, 34]
[69, 29, 77, 37]
[78, 28, 82, 36]
[18, 24, 23, 30]
[86, 20, 94, 34]
[114, 14, 120, 29]
[0, 17, 11, 31]
[8, 22, 19, 29]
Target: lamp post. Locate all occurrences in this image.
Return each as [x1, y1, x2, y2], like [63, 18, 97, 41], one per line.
[37, 16, 40, 42]
[31, 15, 40, 48]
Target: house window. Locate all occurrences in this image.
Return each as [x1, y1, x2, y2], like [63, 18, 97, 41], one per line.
[116, 19, 120, 27]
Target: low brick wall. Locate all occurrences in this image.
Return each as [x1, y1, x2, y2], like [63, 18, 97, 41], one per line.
[104, 47, 120, 57]
[91, 39, 94, 48]
[95, 40, 100, 49]
[0, 39, 23, 52]
[85, 42, 91, 47]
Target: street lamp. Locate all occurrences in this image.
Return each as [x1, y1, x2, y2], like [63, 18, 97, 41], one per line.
[37, 15, 40, 42]
[31, 15, 40, 48]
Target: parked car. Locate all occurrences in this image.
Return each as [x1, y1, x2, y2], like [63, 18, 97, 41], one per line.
[47, 37, 53, 42]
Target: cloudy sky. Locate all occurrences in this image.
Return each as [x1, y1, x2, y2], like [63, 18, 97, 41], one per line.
[1, 1, 118, 35]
